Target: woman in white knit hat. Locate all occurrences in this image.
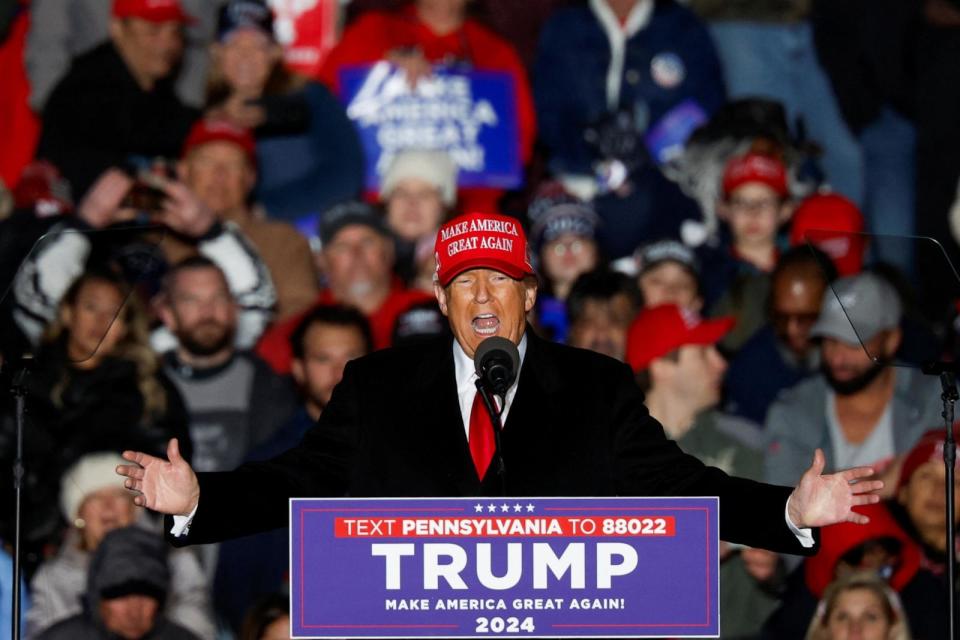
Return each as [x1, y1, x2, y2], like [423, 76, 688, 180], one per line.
[25, 452, 215, 640]
[379, 149, 458, 293]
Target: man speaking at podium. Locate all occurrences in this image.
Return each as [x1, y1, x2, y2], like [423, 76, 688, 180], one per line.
[117, 212, 881, 553]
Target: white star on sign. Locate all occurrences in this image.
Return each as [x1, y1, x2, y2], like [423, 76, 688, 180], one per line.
[501, 504, 510, 513]
[513, 504, 523, 513]
[488, 504, 498, 513]
[475, 504, 484, 513]
[526, 504, 535, 512]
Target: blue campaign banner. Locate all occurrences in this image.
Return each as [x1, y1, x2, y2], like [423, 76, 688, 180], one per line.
[291, 497, 719, 638]
[339, 62, 522, 190]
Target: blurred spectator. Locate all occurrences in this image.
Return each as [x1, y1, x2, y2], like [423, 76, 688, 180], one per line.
[27, 452, 213, 639]
[256, 305, 372, 458]
[26, 0, 217, 110]
[626, 304, 761, 477]
[534, 0, 722, 258]
[256, 202, 433, 374]
[704, 153, 795, 351]
[346, 0, 575, 71]
[0, 0, 39, 188]
[205, 0, 364, 223]
[887, 429, 960, 580]
[810, 0, 918, 278]
[690, 0, 865, 210]
[157, 257, 296, 474]
[379, 149, 458, 291]
[565, 269, 640, 362]
[633, 239, 703, 311]
[319, 0, 536, 213]
[3, 268, 191, 549]
[214, 307, 371, 632]
[788, 193, 866, 278]
[764, 273, 941, 488]
[12, 166, 278, 352]
[35, 526, 203, 640]
[716, 153, 793, 274]
[36, 0, 202, 199]
[238, 593, 289, 640]
[724, 246, 835, 425]
[528, 187, 601, 342]
[165, 118, 318, 320]
[626, 303, 781, 637]
[915, 0, 960, 319]
[765, 503, 944, 640]
[804, 571, 912, 640]
[215, 306, 370, 629]
[665, 98, 815, 247]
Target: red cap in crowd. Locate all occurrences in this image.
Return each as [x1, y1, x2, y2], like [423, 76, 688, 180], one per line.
[112, 0, 196, 23]
[721, 152, 788, 198]
[804, 502, 920, 599]
[181, 119, 256, 163]
[434, 212, 535, 287]
[625, 304, 734, 373]
[898, 428, 960, 491]
[789, 193, 866, 277]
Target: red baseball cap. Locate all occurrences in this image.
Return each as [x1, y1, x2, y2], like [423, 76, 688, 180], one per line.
[898, 428, 960, 491]
[113, 0, 196, 23]
[434, 212, 535, 287]
[789, 193, 866, 277]
[722, 152, 788, 198]
[626, 304, 734, 373]
[181, 119, 256, 163]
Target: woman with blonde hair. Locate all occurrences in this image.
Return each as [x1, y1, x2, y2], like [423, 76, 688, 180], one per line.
[805, 571, 912, 640]
[4, 267, 191, 550]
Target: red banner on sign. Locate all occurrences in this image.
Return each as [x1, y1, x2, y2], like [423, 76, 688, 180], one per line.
[269, 0, 340, 80]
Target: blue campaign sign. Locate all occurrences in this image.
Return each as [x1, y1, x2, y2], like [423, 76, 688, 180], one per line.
[339, 62, 522, 190]
[291, 497, 719, 638]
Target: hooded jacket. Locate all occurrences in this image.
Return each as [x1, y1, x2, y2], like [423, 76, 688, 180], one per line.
[36, 526, 201, 640]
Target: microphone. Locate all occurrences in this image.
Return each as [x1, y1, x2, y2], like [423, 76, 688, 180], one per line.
[474, 337, 520, 397]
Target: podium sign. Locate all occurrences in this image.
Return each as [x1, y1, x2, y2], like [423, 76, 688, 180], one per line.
[290, 497, 719, 638]
[339, 63, 523, 190]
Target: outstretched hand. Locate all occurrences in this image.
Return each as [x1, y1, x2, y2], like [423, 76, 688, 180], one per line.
[116, 438, 199, 516]
[787, 449, 883, 529]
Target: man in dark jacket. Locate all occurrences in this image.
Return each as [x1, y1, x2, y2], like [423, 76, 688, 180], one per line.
[37, 526, 201, 639]
[36, 0, 199, 199]
[118, 212, 882, 555]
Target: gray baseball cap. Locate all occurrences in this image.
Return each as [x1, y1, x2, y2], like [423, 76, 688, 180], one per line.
[810, 272, 902, 345]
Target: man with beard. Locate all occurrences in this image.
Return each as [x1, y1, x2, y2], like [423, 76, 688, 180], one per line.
[763, 272, 941, 490]
[158, 256, 297, 475]
[256, 202, 433, 374]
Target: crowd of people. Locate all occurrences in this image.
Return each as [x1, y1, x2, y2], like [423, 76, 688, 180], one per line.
[1, 0, 960, 638]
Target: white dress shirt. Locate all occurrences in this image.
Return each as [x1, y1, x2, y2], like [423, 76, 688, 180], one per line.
[454, 334, 527, 437]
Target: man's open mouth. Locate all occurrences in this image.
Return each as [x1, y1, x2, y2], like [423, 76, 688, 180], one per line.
[472, 313, 500, 336]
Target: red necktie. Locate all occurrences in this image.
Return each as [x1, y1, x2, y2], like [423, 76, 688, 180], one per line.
[469, 390, 496, 479]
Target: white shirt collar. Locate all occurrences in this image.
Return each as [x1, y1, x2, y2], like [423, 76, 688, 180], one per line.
[453, 333, 528, 391]
[453, 333, 528, 437]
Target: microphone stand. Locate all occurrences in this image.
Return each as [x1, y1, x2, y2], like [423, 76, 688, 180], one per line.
[475, 379, 506, 496]
[921, 361, 958, 637]
[7, 356, 31, 640]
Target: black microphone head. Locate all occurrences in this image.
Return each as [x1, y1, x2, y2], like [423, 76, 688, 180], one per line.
[474, 336, 520, 395]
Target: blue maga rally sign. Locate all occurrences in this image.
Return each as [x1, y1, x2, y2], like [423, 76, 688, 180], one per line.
[339, 62, 522, 190]
[291, 497, 719, 638]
